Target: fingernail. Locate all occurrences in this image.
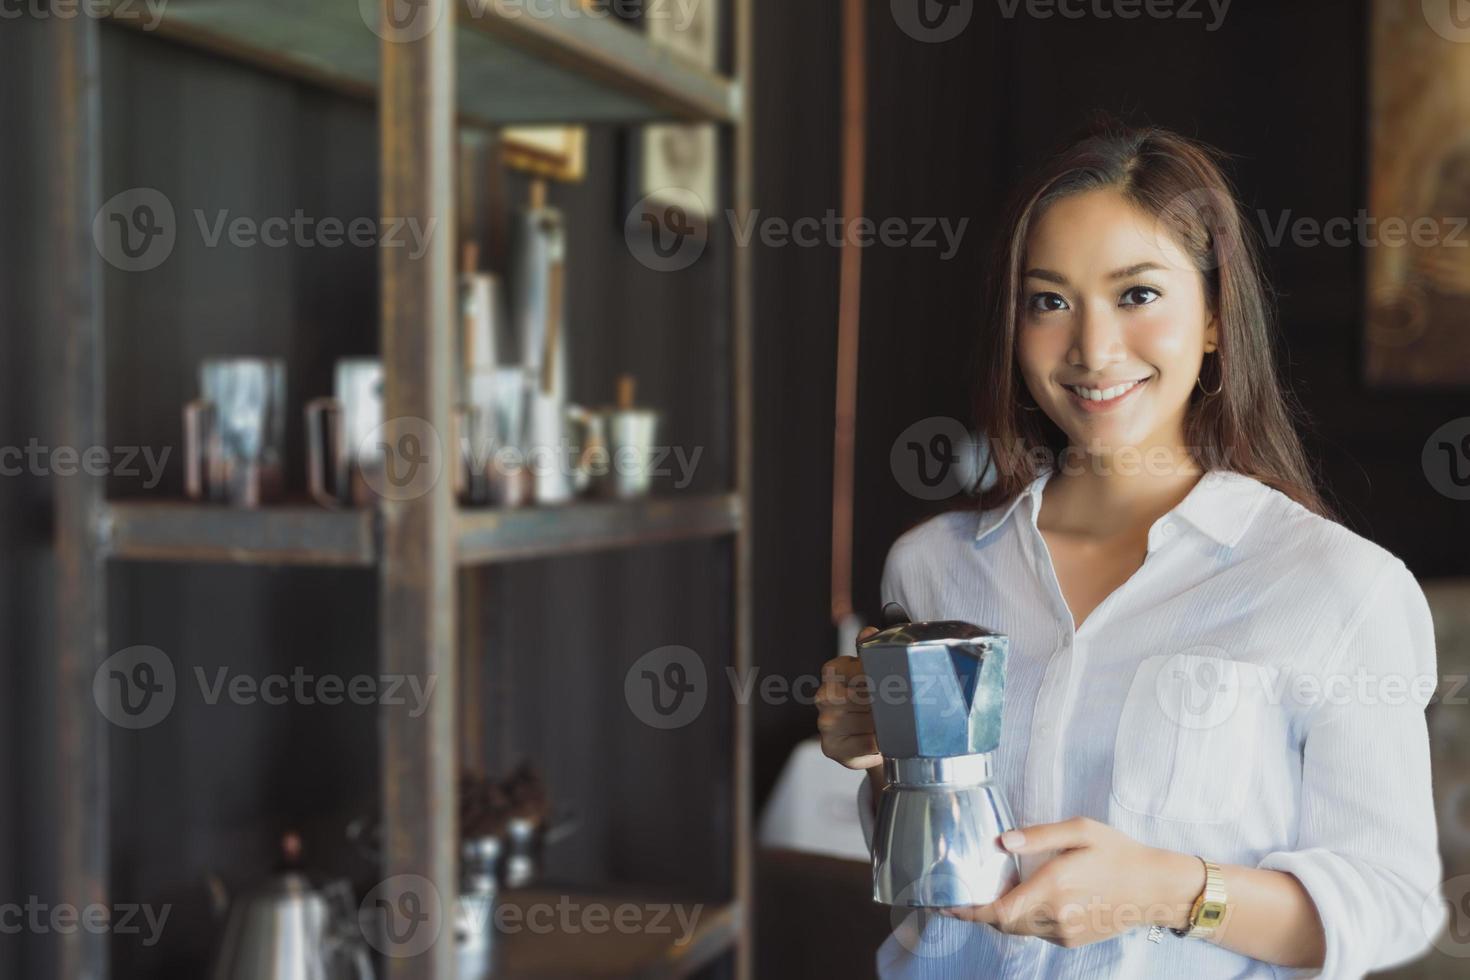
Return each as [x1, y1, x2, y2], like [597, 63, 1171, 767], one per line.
[1001, 830, 1025, 850]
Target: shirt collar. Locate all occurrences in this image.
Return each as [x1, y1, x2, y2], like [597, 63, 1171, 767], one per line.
[973, 465, 1269, 549]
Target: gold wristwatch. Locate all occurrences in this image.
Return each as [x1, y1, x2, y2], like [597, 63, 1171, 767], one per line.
[1171, 857, 1227, 939]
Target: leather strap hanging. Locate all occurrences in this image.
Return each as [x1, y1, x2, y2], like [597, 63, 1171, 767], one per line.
[831, 0, 866, 624]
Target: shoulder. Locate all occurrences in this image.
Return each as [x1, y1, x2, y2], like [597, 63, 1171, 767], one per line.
[1234, 474, 1426, 635]
[883, 508, 981, 569]
[879, 508, 981, 594]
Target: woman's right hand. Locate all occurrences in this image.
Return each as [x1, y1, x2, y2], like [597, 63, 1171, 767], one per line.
[816, 626, 883, 770]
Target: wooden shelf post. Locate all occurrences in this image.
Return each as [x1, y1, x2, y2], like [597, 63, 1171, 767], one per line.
[50, 12, 108, 980]
[379, 1, 459, 978]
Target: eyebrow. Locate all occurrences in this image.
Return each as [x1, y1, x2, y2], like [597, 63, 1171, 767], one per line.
[1024, 261, 1166, 285]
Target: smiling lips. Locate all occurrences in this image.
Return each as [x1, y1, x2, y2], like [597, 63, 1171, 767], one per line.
[1063, 377, 1150, 411]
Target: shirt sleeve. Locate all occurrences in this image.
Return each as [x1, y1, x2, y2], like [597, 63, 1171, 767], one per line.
[1255, 557, 1446, 979]
[879, 532, 917, 618]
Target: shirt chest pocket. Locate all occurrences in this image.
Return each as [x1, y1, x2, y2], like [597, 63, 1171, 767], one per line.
[1111, 652, 1277, 824]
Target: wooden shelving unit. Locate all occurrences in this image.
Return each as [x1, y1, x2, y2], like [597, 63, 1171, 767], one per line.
[49, 2, 753, 978]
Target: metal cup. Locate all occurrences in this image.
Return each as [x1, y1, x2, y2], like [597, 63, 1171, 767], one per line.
[306, 358, 384, 508]
[184, 358, 286, 507]
[455, 367, 532, 508]
[603, 408, 661, 498]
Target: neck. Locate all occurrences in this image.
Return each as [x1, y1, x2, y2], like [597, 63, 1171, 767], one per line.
[1040, 444, 1205, 537]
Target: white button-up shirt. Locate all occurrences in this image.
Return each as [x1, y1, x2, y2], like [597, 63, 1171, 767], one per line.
[857, 464, 1446, 979]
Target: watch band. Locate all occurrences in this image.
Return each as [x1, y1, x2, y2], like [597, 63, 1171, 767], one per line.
[1171, 857, 1227, 939]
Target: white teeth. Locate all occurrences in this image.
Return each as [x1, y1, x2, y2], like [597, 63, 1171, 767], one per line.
[1067, 379, 1142, 401]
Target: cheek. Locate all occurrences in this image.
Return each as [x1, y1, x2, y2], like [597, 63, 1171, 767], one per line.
[1016, 321, 1069, 376]
[1131, 306, 1204, 365]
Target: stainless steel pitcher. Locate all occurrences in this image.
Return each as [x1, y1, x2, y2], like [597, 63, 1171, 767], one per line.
[857, 619, 1021, 908]
[208, 872, 372, 980]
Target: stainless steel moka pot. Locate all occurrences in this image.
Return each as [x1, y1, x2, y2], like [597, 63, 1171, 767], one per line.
[857, 609, 1021, 908]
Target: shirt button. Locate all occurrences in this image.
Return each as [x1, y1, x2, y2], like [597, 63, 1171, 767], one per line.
[1161, 520, 1179, 537]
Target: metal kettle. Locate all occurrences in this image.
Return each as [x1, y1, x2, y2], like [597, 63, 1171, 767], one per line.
[857, 611, 1021, 908]
[208, 833, 374, 980]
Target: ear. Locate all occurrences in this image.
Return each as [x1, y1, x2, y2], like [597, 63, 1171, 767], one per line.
[1203, 315, 1220, 354]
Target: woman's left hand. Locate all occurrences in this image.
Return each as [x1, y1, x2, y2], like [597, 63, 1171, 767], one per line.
[943, 816, 1199, 948]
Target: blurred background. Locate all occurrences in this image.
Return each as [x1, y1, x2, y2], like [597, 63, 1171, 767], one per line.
[3, 1, 1469, 978]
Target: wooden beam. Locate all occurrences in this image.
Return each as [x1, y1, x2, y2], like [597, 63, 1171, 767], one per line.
[732, 0, 755, 975]
[50, 12, 108, 980]
[379, 1, 458, 977]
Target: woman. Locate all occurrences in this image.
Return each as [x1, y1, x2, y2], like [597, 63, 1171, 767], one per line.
[816, 124, 1446, 978]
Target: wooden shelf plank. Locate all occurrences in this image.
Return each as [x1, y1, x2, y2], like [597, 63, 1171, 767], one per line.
[103, 500, 377, 567]
[456, 493, 742, 565]
[108, 0, 740, 124]
[497, 889, 741, 979]
[101, 495, 740, 567]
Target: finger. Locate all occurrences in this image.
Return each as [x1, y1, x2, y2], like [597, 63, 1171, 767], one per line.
[815, 679, 873, 712]
[820, 734, 880, 769]
[821, 657, 863, 684]
[816, 709, 875, 738]
[1000, 817, 1096, 855]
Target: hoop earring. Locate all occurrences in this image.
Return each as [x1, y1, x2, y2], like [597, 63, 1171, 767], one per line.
[1196, 360, 1224, 397]
[1020, 402, 1042, 412]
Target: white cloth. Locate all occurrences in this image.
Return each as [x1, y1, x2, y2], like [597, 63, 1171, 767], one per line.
[861, 465, 1446, 979]
[759, 737, 870, 861]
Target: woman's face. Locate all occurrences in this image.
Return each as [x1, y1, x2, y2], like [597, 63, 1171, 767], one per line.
[1016, 188, 1218, 466]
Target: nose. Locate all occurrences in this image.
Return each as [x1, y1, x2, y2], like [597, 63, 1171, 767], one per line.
[1068, 299, 1128, 373]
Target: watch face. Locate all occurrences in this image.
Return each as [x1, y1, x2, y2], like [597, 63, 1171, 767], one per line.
[1199, 903, 1226, 927]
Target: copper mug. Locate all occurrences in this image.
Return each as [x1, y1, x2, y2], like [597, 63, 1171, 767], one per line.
[184, 358, 286, 507]
[305, 358, 384, 508]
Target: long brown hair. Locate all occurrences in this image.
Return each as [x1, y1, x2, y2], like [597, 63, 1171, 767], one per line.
[973, 120, 1332, 519]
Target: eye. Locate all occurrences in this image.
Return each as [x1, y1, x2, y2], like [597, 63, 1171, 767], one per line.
[1120, 285, 1161, 307]
[1027, 291, 1069, 314]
